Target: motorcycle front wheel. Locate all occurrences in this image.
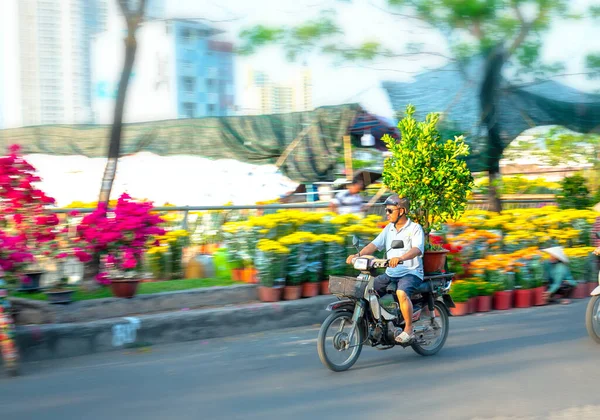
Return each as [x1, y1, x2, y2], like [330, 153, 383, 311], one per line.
[317, 311, 364, 372]
[586, 295, 600, 344]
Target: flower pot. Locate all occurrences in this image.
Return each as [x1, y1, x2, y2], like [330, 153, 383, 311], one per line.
[302, 282, 320, 298]
[257, 286, 282, 302]
[423, 250, 449, 274]
[110, 278, 141, 299]
[249, 268, 259, 284]
[320, 280, 330, 295]
[514, 288, 532, 308]
[19, 271, 44, 293]
[45, 289, 75, 304]
[231, 268, 243, 282]
[283, 285, 302, 300]
[477, 295, 492, 312]
[450, 302, 469, 316]
[468, 297, 477, 314]
[493, 290, 513, 310]
[572, 283, 587, 299]
[241, 268, 255, 283]
[532, 286, 546, 306]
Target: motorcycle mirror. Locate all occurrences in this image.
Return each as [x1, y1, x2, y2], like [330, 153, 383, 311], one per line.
[352, 236, 359, 247]
[390, 240, 404, 249]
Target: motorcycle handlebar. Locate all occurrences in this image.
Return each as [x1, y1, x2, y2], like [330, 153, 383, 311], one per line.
[350, 256, 402, 268]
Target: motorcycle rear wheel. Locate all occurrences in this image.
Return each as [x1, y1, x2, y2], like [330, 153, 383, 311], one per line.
[411, 301, 449, 356]
[586, 295, 600, 344]
[317, 311, 364, 372]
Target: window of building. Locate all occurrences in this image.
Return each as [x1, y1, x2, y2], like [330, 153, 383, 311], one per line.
[183, 103, 196, 118]
[181, 28, 193, 42]
[182, 76, 196, 93]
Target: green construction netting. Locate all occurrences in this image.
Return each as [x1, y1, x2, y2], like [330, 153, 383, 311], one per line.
[0, 104, 362, 183]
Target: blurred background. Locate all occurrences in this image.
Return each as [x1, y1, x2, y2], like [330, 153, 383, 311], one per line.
[0, 0, 597, 208]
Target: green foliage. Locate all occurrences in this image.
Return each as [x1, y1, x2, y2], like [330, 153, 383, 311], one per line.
[475, 280, 498, 296]
[587, 54, 600, 79]
[504, 128, 600, 168]
[237, 26, 285, 55]
[238, 10, 342, 61]
[449, 281, 470, 303]
[557, 174, 592, 210]
[473, 176, 560, 195]
[382, 105, 474, 238]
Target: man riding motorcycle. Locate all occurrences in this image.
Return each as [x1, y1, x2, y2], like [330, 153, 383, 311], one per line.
[346, 194, 425, 344]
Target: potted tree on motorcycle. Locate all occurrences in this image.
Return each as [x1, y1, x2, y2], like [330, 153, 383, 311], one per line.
[317, 106, 473, 372]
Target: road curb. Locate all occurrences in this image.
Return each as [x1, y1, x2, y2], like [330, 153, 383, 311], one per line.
[15, 295, 338, 362]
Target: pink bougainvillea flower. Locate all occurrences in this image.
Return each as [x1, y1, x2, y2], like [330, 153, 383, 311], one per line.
[74, 249, 92, 263]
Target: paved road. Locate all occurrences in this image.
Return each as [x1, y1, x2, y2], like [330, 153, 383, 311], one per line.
[2, 300, 600, 420]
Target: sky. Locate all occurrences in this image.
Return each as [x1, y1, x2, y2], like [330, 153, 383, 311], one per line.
[166, 0, 599, 119]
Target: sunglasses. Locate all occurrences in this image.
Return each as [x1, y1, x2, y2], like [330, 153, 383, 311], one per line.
[385, 208, 397, 214]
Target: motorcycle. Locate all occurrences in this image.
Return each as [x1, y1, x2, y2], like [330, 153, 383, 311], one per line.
[585, 232, 600, 344]
[317, 237, 455, 372]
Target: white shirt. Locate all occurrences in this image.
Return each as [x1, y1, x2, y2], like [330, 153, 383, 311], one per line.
[331, 190, 363, 215]
[371, 219, 425, 279]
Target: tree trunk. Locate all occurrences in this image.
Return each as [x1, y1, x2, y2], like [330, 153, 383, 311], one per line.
[98, 35, 138, 205]
[480, 45, 506, 213]
[82, 254, 101, 292]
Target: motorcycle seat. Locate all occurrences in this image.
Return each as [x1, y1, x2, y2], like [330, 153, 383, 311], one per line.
[386, 280, 440, 296]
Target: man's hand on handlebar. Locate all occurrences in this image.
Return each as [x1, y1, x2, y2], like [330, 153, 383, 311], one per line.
[388, 257, 403, 268]
[346, 254, 358, 265]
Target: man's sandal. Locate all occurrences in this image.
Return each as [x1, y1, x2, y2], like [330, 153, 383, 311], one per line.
[395, 330, 414, 344]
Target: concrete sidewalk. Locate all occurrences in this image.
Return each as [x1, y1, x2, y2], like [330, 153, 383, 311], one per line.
[15, 295, 338, 362]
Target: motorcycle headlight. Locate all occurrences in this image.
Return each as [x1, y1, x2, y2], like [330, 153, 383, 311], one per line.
[353, 258, 369, 271]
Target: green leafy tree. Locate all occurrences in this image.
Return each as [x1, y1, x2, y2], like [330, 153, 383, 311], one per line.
[557, 174, 592, 210]
[382, 105, 474, 243]
[240, 1, 600, 211]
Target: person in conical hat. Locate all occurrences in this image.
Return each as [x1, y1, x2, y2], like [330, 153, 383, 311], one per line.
[541, 246, 577, 304]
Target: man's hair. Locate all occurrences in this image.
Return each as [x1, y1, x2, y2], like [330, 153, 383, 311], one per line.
[351, 176, 364, 187]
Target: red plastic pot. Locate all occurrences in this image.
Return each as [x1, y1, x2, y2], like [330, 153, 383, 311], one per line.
[477, 295, 492, 312]
[423, 250, 449, 274]
[468, 297, 477, 314]
[450, 302, 469, 316]
[257, 286, 282, 302]
[514, 288, 532, 308]
[110, 279, 140, 299]
[532, 286, 546, 306]
[284, 285, 302, 300]
[493, 290, 513, 310]
[572, 283, 587, 299]
[302, 282, 320, 298]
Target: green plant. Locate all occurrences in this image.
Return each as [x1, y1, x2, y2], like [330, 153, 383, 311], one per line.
[474, 281, 496, 297]
[557, 174, 592, 209]
[449, 281, 470, 303]
[382, 105, 474, 244]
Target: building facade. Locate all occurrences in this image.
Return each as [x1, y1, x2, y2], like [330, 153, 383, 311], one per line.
[242, 66, 312, 115]
[0, 0, 107, 128]
[92, 19, 235, 123]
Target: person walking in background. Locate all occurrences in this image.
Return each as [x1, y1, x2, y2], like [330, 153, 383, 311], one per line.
[329, 177, 365, 215]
